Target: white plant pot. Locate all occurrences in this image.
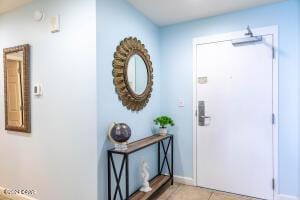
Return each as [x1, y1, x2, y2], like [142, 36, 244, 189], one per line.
[159, 127, 168, 136]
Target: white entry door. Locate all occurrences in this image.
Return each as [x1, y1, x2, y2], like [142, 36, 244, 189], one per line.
[196, 33, 275, 200]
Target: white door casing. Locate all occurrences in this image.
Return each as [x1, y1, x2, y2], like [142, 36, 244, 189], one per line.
[192, 26, 278, 200]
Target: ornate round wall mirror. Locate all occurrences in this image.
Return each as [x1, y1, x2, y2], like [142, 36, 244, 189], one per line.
[113, 37, 153, 111]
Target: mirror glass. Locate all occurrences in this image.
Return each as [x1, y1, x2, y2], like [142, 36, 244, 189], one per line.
[5, 50, 25, 127]
[127, 54, 148, 95]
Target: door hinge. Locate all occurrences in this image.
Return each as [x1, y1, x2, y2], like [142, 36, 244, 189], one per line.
[272, 47, 275, 59]
[195, 109, 197, 117]
[272, 178, 275, 190]
[272, 113, 275, 124]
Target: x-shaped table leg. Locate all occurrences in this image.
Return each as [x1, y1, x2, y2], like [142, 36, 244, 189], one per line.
[110, 154, 126, 200]
[160, 137, 172, 175]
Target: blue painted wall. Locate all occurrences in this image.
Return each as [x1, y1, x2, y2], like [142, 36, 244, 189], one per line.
[160, 0, 300, 197]
[96, 0, 161, 199]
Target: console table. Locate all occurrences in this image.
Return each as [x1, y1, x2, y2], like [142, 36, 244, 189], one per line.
[107, 134, 174, 200]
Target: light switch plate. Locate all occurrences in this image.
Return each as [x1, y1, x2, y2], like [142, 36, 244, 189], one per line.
[178, 98, 185, 107]
[50, 15, 60, 33]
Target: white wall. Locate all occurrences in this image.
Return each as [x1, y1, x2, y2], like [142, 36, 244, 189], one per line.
[0, 0, 97, 199]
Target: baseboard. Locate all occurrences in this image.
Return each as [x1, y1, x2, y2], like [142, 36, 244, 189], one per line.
[173, 175, 194, 186]
[0, 186, 37, 200]
[277, 194, 300, 200]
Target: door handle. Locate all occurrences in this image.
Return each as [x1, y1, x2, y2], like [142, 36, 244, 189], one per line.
[199, 116, 211, 126]
[198, 101, 211, 126]
[200, 116, 211, 119]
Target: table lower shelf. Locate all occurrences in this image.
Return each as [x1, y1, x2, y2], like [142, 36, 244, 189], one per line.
[129, 175, 171, 200]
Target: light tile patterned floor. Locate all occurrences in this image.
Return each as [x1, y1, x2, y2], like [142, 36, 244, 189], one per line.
[0, 194, 12, 200]
[158, 183, 262, 200]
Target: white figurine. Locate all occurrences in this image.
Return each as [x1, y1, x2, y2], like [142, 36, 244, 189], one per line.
[140, 159, 152, 192]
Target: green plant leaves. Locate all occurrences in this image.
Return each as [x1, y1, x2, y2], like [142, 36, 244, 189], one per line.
[154, 116, 175, 128]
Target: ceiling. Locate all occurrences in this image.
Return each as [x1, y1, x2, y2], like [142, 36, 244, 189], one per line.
[128, 0, 285, 26]
[0, 0, 32, 14]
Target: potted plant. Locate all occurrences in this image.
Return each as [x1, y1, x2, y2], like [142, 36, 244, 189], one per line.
[154, 116, 175, 135]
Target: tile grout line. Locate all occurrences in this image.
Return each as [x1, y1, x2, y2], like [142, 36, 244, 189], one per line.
[165, 184, 182, 200]
[208, 191, 214, 200]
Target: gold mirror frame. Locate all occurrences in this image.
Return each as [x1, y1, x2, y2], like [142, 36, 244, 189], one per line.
[113, 37, 153, 111]
[3, 44, 31, 133]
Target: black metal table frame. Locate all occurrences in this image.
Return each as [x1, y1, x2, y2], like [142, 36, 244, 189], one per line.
[107, 135, 174, 200]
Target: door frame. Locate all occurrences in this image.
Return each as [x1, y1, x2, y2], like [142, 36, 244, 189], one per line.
[192, 25, 279, 199]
